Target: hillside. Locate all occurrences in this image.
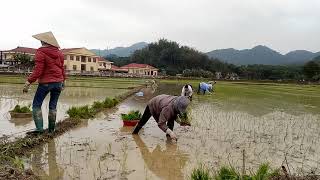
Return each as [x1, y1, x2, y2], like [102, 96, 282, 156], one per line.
[314, 55, 320, 61]
[129, 39, 231, 75]
[207, 46, 320, 65]
[91, 42, 147, 57]
[285, 50, 317, 64]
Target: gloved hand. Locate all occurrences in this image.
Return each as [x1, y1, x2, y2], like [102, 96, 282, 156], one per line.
[166, 129, 177, 141]
[23, 81, 31, 93]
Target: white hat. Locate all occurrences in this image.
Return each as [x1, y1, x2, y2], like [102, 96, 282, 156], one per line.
[32, 31, 60, 48]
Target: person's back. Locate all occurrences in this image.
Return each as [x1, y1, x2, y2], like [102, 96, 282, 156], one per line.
[23, 31, 66, 134]
[198, 82, 213, 94]
[199, 82, 209, 91]
[148, 95, 177, 121]
[28, 46, 65, 83]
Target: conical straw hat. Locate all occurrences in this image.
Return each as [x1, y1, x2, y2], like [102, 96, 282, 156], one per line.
[32, 31, 60, 48]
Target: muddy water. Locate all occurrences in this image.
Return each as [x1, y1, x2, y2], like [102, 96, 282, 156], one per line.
[21, 83, 320, 179]
[0, 84, 127, 136]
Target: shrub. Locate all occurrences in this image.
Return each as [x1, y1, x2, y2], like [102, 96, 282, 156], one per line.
[191, 164, 212, 180]
[11, 105, 31, 113]
[67, 105, 95, 119]
[121, 110, 142, 121]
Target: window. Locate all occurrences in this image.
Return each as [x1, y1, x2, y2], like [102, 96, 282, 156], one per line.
[88, 57, 91, 62]
[76, 56, 80, 61]
[64, 65, 67, 70]
[70, 56, 74, 60]
[90, 66, 94, 71]
[93, 58, 96, 63]
[81, 56, 86, 62]
[64, 55, 67, 60]
[73, 65, 77, 70]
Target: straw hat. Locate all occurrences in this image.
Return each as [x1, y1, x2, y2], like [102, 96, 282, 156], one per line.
[32, 31, 60, 48]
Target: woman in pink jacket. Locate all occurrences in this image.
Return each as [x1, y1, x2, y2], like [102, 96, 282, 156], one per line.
[23, 32, 66, 134]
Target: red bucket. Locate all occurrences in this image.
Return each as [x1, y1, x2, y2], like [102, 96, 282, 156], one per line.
[123, 120, 140, 126]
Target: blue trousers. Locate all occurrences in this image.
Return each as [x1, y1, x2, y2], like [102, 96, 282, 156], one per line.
[32, 82, 62, 110]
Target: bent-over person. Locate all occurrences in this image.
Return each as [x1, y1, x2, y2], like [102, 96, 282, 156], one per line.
[132, 95, 190, 141]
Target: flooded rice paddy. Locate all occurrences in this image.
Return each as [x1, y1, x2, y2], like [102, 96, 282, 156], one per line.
[0, 77, 144, 136]
[1, 78, 320, 179]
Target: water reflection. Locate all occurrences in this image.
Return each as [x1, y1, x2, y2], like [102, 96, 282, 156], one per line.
[133, 135, 189, 180]
[9, 117, 33, 127]
[31, 140, 64, 180]
[0, 84, 127, 136]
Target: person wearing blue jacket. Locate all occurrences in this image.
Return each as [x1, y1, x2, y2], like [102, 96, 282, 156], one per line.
[197, 81, 215, 95]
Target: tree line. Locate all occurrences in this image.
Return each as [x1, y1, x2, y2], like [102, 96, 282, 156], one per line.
[107, 39, 319, 81]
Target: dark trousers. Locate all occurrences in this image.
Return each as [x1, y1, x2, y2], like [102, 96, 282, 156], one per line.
[32, 82, 62, 110]
[132, 106, 174, 134]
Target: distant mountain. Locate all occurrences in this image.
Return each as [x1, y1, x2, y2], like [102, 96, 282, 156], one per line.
[313, 55, 320, 61]
[285, 50, 319, 64]
[91, 42, 148, 57]
[207, 45, 320, 65]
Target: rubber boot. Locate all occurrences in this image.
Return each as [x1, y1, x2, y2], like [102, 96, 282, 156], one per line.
[48, 110, 57, 133]
[28, 108, 43, 135]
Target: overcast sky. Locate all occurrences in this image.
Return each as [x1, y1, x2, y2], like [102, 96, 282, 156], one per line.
[0, 0, 319, 54]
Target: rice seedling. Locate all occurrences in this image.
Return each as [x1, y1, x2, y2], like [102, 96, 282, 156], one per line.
[92, 101, 104, 110]
[120, 141, 129, 176]
[190, 163, 280, 180]
[251, 164, 279, 180]
[121, 111, 142, 121]
[215, 164, 279, 180]
[178, 112, 191, 126]
[191, 164, 212, 180]
[66, 105, 96, 119]
[11, 105, 31, 113]
[214, 166, 240, 180]
[104, 97, 116, 108]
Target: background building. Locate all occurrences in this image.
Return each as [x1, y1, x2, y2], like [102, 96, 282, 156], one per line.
[120, 63, 158, 76]
[62, 48, 100, 75]
[2, 47, 36, 65]
[98, 57, 113, 71]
